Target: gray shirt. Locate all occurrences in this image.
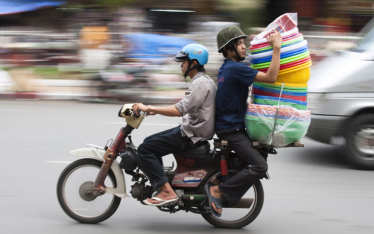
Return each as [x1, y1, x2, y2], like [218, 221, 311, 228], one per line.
[175, 72, 217, 144]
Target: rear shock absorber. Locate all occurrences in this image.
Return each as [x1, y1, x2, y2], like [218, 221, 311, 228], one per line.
[220, 156, 228, 182]
[220, 140, 229, 182]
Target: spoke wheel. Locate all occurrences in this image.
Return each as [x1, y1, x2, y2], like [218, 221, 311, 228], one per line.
[201, 170, 264, 229]
[56, 159, 121, 223]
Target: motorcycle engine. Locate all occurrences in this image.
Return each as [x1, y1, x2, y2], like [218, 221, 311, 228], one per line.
[119, 144, 138, 172]
[130, 182, 153, 201]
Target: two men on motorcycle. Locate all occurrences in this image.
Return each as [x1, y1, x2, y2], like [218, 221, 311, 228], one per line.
[131, 44, 217, 206]
[206, 27, 282, 216]
[132, 27, 281, 214]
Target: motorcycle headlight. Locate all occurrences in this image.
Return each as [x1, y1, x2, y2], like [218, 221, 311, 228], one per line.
[307, 93, 328, 110]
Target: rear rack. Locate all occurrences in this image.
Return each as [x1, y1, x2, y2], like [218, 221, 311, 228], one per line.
[252, 141, 304, 148]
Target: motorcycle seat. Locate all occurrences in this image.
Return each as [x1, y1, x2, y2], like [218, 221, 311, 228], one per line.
[178, 141, 210, 159]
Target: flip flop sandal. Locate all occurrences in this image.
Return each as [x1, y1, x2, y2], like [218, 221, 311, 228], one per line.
[205, 183, 223, 217]
[143, 197, 178, 207]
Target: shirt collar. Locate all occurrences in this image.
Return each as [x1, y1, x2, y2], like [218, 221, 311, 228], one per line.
[190, 72, 205, 83]
[224, 58, 237, 63]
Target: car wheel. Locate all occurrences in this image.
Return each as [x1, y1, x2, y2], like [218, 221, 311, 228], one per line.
[342, 114, 374, 170]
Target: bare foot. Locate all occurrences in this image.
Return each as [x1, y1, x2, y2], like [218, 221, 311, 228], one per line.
[145, 183, 177, 205]
[210, 185, 223, 215]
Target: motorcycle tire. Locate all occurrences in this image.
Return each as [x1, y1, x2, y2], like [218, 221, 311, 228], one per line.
[201, 170, 264, 229]
[56, 158, 121, 224]
[341, 113, 374, 169]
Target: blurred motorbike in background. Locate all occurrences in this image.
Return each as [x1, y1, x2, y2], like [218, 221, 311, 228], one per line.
[80, 33, 194, 103]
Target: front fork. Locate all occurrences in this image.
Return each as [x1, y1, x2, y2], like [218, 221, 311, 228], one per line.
[91, 125, 134, 197]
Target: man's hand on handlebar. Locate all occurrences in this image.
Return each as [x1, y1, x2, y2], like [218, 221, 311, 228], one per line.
[132, 103, 155, 116]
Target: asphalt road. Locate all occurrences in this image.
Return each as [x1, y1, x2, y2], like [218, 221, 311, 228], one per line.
[1, 100, 373, 234]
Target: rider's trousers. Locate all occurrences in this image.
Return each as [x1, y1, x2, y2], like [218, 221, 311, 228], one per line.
[216, 129, 268, 206]
[137, 126, 198, 188]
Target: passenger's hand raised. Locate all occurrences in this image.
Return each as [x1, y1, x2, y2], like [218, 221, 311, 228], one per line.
[267, 31, 282, 49]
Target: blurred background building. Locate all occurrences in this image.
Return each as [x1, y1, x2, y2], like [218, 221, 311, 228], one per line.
[0, 0, 373, 102]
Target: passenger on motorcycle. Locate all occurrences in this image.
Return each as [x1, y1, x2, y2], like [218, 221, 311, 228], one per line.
[207, 26, 282, 216]
[131, 44, 217, 206]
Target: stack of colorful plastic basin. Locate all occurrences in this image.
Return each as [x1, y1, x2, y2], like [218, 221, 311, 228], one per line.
[249, 27, 312, 84]
[248, 27, 311, 110]
[244, 104, 311, 147]
[245, 15, 311, 146]
[252, 82, 308, 110]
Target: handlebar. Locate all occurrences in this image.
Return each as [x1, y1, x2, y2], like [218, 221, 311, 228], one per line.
[118, 104, 147, 129]
[134, 110, 147, 118]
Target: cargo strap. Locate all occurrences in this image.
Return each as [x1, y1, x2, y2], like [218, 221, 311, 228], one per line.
[268, 82, 284, 146]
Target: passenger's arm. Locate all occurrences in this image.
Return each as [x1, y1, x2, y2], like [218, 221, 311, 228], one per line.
[254, 32, 282, 83]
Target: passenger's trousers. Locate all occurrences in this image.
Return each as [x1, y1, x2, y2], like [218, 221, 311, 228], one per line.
[216, 129, 268, 205]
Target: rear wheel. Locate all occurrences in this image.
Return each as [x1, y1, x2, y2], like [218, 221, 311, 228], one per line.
[56, 159, 121, 223]
[201, 170, 264, 229]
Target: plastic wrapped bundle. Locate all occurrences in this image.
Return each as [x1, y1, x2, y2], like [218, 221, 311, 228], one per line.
[245, 104, 311, 147]
[251, 13, 298, 43]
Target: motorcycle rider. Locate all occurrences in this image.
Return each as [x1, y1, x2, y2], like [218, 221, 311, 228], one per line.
[131, 44, 217, 206]
[206, 26, 282, 216]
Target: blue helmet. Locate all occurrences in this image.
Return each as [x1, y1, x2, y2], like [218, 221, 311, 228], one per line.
[173, 44, 209, 65]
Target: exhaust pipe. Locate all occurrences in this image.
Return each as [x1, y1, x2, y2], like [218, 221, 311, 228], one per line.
[181, 195, 254, 208]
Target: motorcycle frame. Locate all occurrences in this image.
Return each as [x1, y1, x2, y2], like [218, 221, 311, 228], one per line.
[69, 124, 230, 200]
[70, 124, 134, 198]
[70, 122, 273, 201]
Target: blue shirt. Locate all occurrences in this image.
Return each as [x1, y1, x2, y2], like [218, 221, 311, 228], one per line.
[215, 59, 258, 130]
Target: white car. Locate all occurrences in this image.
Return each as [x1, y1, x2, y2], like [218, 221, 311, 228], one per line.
[306, 18, 374, 169]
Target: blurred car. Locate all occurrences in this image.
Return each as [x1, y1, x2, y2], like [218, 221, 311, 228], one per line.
[306, 18, 374, 169]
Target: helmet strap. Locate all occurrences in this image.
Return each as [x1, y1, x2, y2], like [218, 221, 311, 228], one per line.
[183, 60, 198, 79]
[234, 46, 245, 62]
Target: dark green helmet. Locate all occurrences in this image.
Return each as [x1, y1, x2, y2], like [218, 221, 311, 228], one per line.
[216, 26, 247, 53]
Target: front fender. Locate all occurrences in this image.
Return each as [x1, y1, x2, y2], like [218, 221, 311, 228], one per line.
[70, 147, 128, 198]
[70, 147, 105, 160]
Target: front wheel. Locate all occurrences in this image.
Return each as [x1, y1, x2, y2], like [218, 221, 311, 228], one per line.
[56, 158, 121, 223]
[201, 170, 264, 229]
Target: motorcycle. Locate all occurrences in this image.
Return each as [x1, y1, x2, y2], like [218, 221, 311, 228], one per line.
[86, 65, 151, 103]
[56, 104, 287, 229]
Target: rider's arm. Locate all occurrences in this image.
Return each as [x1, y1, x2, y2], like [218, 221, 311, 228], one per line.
[132, 103, 181, 117]
[148, 105, 182, 117]
[175, 83, 205, 117]
[253, 32, 282, 83]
